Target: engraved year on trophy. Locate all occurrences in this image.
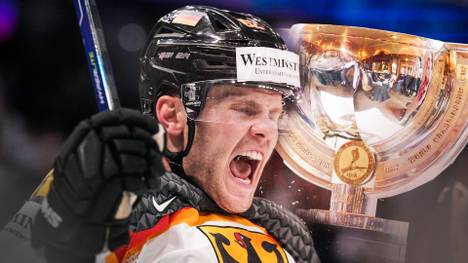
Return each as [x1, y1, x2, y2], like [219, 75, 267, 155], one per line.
[276, 24, 468, 262]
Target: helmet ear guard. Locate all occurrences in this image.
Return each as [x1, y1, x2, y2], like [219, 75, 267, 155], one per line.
[180, 82, 210, 121]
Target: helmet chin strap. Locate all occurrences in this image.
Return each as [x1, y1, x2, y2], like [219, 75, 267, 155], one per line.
[164, 119, 195, 177]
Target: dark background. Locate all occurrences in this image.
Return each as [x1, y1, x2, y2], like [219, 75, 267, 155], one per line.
[0, 0, 467, 262]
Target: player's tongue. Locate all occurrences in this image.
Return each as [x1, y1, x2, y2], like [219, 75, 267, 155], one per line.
[230, 156, 252, 180]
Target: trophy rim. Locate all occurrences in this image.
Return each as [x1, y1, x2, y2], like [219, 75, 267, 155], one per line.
[290, 23, 445, 52]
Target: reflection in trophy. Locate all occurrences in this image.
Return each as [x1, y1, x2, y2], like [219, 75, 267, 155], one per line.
[276, 24, 468, 262]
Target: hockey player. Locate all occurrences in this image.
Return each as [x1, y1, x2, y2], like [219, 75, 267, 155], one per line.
[1, 6, 319, 263]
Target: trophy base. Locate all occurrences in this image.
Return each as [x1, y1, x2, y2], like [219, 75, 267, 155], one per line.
[296, 209, 409, 263]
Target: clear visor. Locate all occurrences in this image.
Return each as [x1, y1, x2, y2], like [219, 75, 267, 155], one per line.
[180, 79, 301, 131]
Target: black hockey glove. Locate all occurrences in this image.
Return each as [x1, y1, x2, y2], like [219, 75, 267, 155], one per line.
[31, 108, 166, 261]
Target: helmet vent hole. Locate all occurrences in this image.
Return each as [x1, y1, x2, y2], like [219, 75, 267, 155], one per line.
[206, 60, 224, 66]
[208, 12, 235, 32]
[213, 18, 228, 31]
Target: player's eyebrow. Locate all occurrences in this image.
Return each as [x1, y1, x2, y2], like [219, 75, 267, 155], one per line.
[231, 99, 261, 108]
[210, 86, 283, 115]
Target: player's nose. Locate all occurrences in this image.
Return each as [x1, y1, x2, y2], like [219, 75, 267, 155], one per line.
[249, 118, 278, 140]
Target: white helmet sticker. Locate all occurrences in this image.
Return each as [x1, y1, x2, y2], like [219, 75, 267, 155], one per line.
[236, 47, 300, 87]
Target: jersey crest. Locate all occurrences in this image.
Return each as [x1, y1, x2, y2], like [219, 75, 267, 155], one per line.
[198, 225, 289, 263]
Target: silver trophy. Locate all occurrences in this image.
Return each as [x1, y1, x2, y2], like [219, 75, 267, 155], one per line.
[276, 24, 468, 262]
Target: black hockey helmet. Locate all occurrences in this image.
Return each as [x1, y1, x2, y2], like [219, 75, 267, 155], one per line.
[138, 5, 301, 171]
[139, 5, 292, 116]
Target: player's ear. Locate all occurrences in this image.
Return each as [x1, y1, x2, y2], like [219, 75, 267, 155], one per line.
[155, 95, 186, 137]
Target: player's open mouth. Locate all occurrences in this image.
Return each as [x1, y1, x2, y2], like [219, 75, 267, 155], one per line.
[229, 151, 262, 184]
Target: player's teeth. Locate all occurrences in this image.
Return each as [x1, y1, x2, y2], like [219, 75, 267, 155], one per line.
[238, 151, 263, 161]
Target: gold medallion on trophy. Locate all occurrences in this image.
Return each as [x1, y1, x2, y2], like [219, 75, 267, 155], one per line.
[334, 141, 375, 186]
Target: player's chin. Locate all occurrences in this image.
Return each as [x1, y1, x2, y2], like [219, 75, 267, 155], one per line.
[217, 192, 254, 214]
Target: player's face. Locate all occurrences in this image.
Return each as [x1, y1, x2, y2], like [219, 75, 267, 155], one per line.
[184, 87, 283, 213]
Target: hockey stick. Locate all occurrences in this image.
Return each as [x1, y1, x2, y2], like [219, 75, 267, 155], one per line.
[30, 0, 120, 196]
[72, 0, 120, 111]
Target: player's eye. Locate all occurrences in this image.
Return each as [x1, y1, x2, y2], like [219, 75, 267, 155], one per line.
[230, 104, 259, 117]
[238, 107, 258, 116]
